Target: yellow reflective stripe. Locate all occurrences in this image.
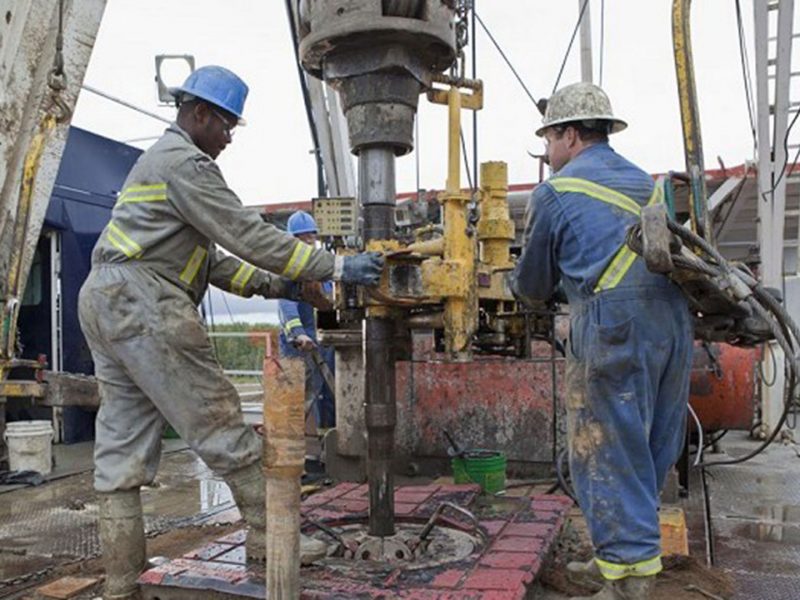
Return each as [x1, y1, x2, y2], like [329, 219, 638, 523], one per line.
[646, 180, 663, 207]
[118, 183, 167, 204]
[119, 194, 167, 204]
[281, 241, 314, 280]
[550, 177, 641, 215]
[595, 555, 662, 581]
[592, 180, 665, 293]
[107, 222, 143, 258]
[179, 245, 208, 285]
[284, 318, 303, 334]
[231, 263, 256, 295]
[124, 184, 167, 193]
[594, 246, 638, 292]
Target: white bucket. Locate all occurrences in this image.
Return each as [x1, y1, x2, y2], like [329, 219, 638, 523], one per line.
[4, 420, 54, 475]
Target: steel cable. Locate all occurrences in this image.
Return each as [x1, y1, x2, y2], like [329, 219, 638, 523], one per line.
[473, 11, 540, 109]
[552, 0, 590, 94]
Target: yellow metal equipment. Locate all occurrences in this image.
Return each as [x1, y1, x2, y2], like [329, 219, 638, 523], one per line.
[357, 75, 526, 359]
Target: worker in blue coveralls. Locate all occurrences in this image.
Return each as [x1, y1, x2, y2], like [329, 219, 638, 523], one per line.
[509, 82, 693, 600]
[278, 211, 336, 430]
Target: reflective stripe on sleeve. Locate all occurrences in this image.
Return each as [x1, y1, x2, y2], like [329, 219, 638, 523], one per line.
[281, 241, 314, 280]
[231, 263, 256, 295]
[284, 318, 303, 334]
[106, 222, 143, 259]
[595, 555, 662, 581]
[180, 245, 209, 285]
[118, 183, 167, 204]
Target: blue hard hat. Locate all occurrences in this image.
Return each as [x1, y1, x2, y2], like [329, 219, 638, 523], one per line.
[169, 65, 249, 125]
[287, 211, 318, 236]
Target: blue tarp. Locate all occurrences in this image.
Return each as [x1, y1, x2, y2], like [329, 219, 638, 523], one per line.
[16, 127, 142, 442]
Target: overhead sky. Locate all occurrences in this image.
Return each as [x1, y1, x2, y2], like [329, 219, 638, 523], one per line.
[71, 1, 793, 324]
[73, 0, 774, 206]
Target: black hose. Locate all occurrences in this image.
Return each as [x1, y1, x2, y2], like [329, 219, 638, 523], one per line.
[702, 429, 728, 450]
[626, 218, 800, 466]
[556, 447, 577, 502]
[658, 220, 800, 467]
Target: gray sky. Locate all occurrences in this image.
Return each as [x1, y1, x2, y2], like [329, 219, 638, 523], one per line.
[71, 1, 787, 324]
[73, 0, 768, 207]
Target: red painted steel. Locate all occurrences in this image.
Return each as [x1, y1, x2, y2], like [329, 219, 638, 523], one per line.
[689, 342, 760, 431]
[395, 347, 564, 465]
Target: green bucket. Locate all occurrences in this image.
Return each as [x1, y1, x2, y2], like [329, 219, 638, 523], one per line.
[451, 449, 506, 494]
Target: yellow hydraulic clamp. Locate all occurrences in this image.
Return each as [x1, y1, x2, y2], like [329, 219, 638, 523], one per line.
[358, 75, 522, 359]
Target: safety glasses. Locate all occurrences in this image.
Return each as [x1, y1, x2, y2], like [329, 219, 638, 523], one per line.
[210, 107, 237, 140]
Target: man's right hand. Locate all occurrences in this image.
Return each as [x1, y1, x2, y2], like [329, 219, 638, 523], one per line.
[340, 252, 384, 286]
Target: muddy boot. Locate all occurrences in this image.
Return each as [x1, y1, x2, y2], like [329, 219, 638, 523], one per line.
[567, 558, 604, 591]
[97, 489, 146, 600]
[226, 463, 330, 564]
[300, 533, 329, 564]
[570, 575, 656, 600]
[224, 463, 267, 563]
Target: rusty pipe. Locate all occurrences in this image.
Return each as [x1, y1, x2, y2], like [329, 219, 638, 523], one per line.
[406, 312, 445, 329]
[263, 358, 305, 597]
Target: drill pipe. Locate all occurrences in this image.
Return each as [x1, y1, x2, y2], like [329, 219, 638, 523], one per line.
[360, 147, 397, 537]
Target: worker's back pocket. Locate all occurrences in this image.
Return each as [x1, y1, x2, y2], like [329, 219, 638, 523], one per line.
[95, 280, 148, 342]
[588, 316, 635, 389]
[156, 294, 212, 353]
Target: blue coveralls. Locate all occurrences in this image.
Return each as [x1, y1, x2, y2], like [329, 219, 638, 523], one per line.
[278, 285, 336, 428]
[511, 142, 693, 580]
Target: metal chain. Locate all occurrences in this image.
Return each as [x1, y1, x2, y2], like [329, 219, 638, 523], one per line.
[47, 0, 71, 121]
[450, 0, 472, 81]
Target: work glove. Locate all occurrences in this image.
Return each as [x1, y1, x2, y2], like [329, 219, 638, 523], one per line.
[340, 252, 385, 286]
[292, 334, 316, 352]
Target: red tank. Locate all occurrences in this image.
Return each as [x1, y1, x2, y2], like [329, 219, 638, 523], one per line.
[689, 342, 760, 431]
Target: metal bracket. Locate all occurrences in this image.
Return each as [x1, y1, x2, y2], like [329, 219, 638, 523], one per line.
[426, 74, 484, 110]
[640, 204, 675, 274]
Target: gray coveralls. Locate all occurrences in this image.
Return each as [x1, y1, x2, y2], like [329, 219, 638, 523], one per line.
[79, 124, 336, 492]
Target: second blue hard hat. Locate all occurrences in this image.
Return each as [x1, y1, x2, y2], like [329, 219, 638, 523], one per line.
[287, 211, 318, 236]
[170, 65, 249, 125]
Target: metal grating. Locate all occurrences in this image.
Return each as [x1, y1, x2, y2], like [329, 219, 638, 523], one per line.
[708, 432, 800, 599]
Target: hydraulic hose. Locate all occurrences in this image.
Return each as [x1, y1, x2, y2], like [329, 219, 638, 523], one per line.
[631, 218, 800, 467]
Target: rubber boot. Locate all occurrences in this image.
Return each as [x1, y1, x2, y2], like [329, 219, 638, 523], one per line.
[566, 558, 604, 590]
[97, 489, 146, 600]
[224, 463, 328, 564]
[570, 575, 656, 600]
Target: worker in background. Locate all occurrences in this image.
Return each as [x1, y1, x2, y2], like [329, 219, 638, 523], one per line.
[509, 82, 693, 600]
[279, 211, 336, 432]
[78, 65, 384, 600]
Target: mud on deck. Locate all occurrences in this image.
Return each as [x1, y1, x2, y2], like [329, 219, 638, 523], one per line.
[139, 483, 572, 599]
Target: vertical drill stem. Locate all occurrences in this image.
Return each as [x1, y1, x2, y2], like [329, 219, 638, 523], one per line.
[360, 147, 397, 537]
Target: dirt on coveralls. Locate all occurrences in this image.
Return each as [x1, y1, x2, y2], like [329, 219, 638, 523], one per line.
[539, 513, 735, 600]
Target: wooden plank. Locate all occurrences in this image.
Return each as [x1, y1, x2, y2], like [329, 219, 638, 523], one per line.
[37, 576, 99, 599]
[0, 380, 45, 398]
[40, 371, 100, 408]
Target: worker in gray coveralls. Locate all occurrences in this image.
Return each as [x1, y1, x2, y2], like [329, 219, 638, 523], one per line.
[78, 65, 384, 600]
